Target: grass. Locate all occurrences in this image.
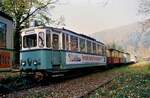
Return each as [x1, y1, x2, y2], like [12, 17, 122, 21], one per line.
[0, 71, 19, 80]
[88, 62, 150, 98]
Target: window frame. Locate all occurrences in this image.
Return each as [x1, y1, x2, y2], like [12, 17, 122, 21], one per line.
[93, 42, 96, 54]
[46, 30, 51, 48]
[79, 38, 86, 53]
[86, 40, 92, 53]
[23, 34, 37, 48]
[0, 21, 7, 48]
[38, 32, 45, 48]
[60, 31, 105, 56]
[70, 35, 78, 52]
[52, 33, 59, 50]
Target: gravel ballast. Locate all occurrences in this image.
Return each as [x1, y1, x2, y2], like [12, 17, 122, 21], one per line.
[5, 70, 120, 98]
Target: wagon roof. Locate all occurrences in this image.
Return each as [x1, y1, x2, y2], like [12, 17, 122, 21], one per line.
[0, 11, 13, 21]
[107, 48, 130, 54]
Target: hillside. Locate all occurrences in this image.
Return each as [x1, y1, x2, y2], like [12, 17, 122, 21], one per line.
[92, 19, 150, 58]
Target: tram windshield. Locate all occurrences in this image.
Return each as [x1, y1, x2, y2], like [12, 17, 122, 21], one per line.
[23, 34, 37, 48]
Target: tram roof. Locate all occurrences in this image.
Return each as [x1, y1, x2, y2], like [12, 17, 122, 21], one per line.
[21, 26, 105, 45]
[52, 27, 105, 45]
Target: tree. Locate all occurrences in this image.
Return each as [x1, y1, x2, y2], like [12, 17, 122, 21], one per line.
[138, 0, 150, 57]
[138, 0, 150, 32]
[0, 0, 58, 65]
[139, 0, 150, 15]
[107, 42, 124, 52]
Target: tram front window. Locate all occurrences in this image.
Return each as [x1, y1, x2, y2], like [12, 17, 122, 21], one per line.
[23, 34, 37, 48]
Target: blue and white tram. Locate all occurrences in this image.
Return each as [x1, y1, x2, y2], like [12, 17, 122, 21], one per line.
[20, 26, 107, 73]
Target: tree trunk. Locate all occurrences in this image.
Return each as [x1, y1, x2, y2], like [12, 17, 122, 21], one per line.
[13, 27, 21, 68]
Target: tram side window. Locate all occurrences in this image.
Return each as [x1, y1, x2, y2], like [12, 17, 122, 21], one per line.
[115, 51, 117, 57]
[118, 52, 121, 58]
[70, 35, 78, 52]
[87, 40, 92, 53]
[112, 51, 115, 57]
[107, 50, 110, 57]
[102, 46, 106, 56]
[93, 43, 96, 54]
[46, 31, 51, 48]
[97, 44, 102, 55]
[79, 38, 86, 52]
[62, 33, 69, 50]
[52, 34, 59, 50]
[117, 51, 119, 58]
[66, 34, 69, 50]
[97, 44, 100, 55]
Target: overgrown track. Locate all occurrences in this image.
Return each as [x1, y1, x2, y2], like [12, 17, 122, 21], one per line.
[0, 67, 107, 95]
[0, 75, 37, 95]
[0, 66, 123, 98]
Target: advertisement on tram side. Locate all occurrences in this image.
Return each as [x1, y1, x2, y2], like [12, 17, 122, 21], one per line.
[66, 52, 106, 64]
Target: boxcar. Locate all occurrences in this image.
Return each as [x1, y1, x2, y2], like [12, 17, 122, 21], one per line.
[20, 26, 107, 74]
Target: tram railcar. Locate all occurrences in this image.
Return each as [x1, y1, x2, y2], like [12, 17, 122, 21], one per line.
[20, 26, 107, 74]
[107, 48, 132, 65]
[107, 49, 123, 65]
[123, 52, 131, 64]
[129, 55, 137, 63]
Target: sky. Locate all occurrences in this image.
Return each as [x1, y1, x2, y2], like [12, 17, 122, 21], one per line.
[52, 0, 145, 35]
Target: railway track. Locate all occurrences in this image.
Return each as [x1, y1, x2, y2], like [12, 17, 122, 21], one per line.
[0, 67, 121, 98]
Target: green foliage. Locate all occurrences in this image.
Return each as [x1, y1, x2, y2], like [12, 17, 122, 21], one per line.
[89, 62, 150, 98]
[0, 0, 59, 64]
[89, 73, 150, 98]
[0, 0, 57, 29]
[113, 62, 150, 74]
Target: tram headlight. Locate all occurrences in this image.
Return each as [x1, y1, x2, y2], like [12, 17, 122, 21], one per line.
[33, 61, 37, 65]
[21, 61, 26, 66]
[33, 59, 40, 66]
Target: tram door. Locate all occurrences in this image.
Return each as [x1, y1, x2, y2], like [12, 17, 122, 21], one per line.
[51, 33, 61, 68]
